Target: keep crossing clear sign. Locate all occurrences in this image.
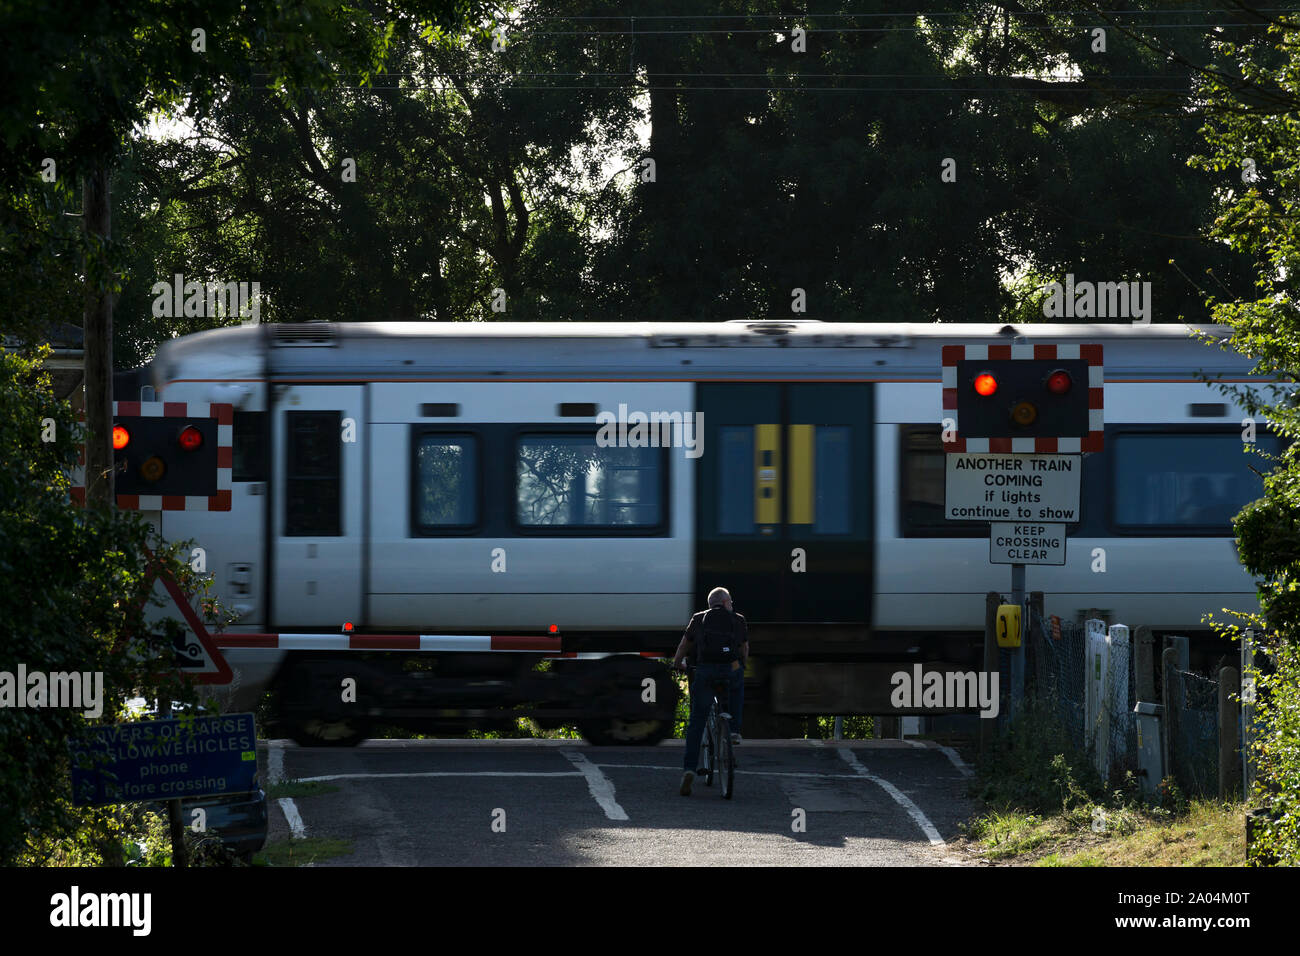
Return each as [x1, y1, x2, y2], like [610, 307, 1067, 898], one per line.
[990, 522, 1067, 566]
[944, 453, 1082, 523]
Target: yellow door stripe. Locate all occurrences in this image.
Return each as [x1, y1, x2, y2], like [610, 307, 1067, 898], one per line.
[788, 424, 814, 525]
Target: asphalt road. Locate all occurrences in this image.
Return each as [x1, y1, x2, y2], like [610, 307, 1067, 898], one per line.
[259, 738, 977, 866]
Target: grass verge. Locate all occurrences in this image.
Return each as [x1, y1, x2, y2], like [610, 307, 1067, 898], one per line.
[963, 696, 1245, 866]
[267, 780, 341, 799]
[962, 801, 1246, 865]
[254, 837, 354, 867]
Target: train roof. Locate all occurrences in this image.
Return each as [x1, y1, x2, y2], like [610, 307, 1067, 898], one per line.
[152, 321, 1265, 385]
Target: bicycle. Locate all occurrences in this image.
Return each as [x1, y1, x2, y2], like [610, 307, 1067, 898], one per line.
[682, 664, 736, 799]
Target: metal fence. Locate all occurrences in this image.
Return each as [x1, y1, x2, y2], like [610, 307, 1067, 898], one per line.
[1028, 613, 1137, 787]
[1165, 667, 1223, 799]
[1024, 611, 1237, 798]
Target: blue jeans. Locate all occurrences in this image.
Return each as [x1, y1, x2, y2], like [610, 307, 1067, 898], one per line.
[683, 663, 744, 771]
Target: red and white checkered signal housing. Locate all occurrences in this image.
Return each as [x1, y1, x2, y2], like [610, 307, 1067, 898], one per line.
[942, 343, 1103, 452]
[73, 402, 233, 511]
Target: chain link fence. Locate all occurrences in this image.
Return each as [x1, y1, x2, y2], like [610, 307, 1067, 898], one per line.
[1027, 612, 1136, 787]
[1021, 609, 1234, 798]
[1164, 667, 1223, 799]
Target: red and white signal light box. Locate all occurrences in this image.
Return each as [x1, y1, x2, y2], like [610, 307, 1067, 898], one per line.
[942, 343, 1103, 452]
[73, 402, 233, 511]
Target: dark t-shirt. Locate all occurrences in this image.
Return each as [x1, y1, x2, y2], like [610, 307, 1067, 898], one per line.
[684, 607, 748, 664]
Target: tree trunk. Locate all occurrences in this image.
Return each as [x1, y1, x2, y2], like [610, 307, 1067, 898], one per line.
[83, 165, 114, 509]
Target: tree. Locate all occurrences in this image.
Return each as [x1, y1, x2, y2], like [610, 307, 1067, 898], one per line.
[1186, 7, 1300, 864]
[0, 0, 487, 501]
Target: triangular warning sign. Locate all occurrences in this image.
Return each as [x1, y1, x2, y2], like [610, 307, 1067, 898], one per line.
[138, 546, 233, 686]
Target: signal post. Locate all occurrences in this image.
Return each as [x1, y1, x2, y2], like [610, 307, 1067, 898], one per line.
[941, 342, 1104, 722]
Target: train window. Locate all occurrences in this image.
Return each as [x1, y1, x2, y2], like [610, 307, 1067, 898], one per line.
[718, 426, 755, 534]
[232, 411, 267, 482]
[414, 435, 478, 530]
[899, 426, 986, 537]
[516, 434, 662, 529]
[1111, 431, 1280, 532]
[285, 411, 341, 537]
[813, 426, 852, 535]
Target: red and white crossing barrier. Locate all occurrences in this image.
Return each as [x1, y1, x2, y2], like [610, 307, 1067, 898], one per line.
[211, 632, 664, 658]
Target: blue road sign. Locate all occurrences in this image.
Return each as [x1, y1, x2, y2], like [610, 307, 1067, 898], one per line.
[70, 713, 258, 806]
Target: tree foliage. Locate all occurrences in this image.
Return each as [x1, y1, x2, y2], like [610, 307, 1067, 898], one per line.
[1187, 8, 1300, 865]
[46, 0, 1267, 368]
[0, 348, 202, 864]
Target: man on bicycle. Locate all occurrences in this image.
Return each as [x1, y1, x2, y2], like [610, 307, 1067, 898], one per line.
[671, 587, 748, 796]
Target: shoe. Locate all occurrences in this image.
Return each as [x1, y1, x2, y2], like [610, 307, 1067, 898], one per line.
[680, 770, 695, 796]
[730, 733, 742, 745]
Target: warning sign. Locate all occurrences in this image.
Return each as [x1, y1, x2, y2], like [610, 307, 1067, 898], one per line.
[944, 453, 1081, 523]
[990, 522, 1067, 566]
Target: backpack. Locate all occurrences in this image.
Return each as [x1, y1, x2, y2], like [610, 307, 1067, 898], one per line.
[696, 607, 740, 664]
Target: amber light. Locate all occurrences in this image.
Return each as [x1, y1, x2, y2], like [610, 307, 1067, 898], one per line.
[178, 425, 203, 451]
[112, 425, 130, 450]
[973, 373, 998, 397]
[1011, 401, 1038, 426]
[139, 456, 167, 482]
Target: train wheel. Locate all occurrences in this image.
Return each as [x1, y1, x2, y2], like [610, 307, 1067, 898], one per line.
[289, 717, 368, 748]
[577, 717, 671, 747]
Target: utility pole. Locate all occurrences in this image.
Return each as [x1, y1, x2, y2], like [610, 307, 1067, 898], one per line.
[83, 164, 114, 508]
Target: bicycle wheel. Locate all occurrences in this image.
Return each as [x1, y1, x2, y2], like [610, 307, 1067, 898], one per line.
[717, 714, 735, 799]
[702, 704, 715, 786]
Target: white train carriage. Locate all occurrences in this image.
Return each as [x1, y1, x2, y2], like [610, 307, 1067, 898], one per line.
[139, 321, 1274, 743]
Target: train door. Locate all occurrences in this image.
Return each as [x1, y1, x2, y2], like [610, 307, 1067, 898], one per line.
[272, 385, 364, 628]
[694, 383, 872, 624]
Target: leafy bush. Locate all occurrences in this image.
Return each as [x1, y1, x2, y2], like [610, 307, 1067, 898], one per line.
[0, 348, 219, 865]
[975, 698, 1105, 814]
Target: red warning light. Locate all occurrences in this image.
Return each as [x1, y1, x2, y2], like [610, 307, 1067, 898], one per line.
[973, 373, 998, 397]
[178, 425, 203, 451]
[1046, 370, 1072, 395]
[549, 624, 558, 634]
[342, 622, 354, 632]
[112, 425, 130, 450]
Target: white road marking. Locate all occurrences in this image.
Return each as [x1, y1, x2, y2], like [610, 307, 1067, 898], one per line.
[267, 740, 306, 839]
[837, 748, 946, 846]
[562, 751, 630, 821]
[280, 797, 307, 839]
[936, 744, 975, 778]
[903, 739, 974, 778]
[595, 763, 881, 780]
[267, 740, 286, 783]
[298, 771, 583, 782]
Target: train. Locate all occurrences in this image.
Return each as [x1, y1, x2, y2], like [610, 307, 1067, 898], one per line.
[121, 320, 1275, 745]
